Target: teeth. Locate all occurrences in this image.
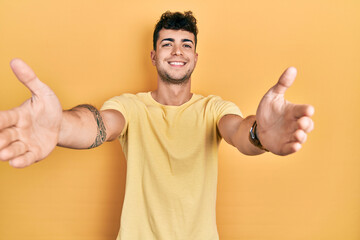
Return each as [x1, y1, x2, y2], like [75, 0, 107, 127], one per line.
[169, 62, 185, 66]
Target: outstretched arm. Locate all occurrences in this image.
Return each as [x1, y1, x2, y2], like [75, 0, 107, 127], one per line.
[218, 67, 314, 156]
[0, 59, 124, 168]
[58, 106, 124, 149]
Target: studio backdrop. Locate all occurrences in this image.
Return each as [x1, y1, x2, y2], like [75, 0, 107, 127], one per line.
[0, 0, 359, 239]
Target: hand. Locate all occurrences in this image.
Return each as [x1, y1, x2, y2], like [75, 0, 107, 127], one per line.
[256, 67, 314, 156]
[0, 59, 62, 168]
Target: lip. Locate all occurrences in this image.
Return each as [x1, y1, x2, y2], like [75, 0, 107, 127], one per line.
[168, 61, 187, 67]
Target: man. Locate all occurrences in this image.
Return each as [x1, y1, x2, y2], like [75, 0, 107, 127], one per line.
[0, 11, 314, 240]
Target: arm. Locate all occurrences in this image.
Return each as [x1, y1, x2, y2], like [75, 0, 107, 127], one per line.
[0, 59, 124, 168]
[219, 115, 265, 155]
[58, 106, 124, 149]
[218, 67, 314, 156]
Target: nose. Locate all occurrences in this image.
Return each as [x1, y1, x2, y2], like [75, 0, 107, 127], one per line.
[172, 44, 183, 56]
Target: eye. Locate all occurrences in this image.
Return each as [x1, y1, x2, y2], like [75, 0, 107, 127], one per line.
[183, 44, 192, 48]
[162, 43, 171, 47]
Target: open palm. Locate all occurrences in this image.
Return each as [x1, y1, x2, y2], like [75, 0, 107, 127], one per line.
[256, 67, 314, 155]
[0, 59, 62, 168]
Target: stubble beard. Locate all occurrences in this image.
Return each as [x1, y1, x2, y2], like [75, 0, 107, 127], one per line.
[157, 66, 194, 85]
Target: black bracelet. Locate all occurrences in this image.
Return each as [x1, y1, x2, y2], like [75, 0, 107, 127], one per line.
[249, 121, 269, 152]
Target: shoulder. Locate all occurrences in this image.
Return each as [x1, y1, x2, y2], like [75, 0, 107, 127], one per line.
[100, 92, 150, 119]
[106, 92, 145, 102]
[102, 92, 148, 107]
[191, 93, 223, 105]
[192, 94, 236, 108]
[193, 93, 242, 119]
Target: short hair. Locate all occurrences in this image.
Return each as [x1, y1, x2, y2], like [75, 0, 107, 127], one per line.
[153, 11, 198, 50]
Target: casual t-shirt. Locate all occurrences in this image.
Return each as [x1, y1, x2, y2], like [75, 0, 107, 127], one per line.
[101, 92, 242, 240]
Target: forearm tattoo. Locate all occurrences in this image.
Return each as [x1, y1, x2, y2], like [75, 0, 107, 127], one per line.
[75, 104, 107, 149]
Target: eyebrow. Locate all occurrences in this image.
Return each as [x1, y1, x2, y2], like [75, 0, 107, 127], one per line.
[160, 38, 194, 44]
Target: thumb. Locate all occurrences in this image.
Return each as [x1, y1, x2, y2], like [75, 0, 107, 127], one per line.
[271, 67, 297, 95]
[10, 58, 47, 96]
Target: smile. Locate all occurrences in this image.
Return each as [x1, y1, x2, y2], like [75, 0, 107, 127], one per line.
[168, 61, 186, 66]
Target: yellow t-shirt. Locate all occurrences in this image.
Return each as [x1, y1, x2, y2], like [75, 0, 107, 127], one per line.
[101, 92, 242, 240]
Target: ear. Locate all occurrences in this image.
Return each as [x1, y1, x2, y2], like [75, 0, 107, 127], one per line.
[194, 52, 199, 66]
[150, 50, 156, 66]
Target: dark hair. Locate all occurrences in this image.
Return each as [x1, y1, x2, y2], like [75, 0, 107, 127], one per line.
[153, 11, 198, 50]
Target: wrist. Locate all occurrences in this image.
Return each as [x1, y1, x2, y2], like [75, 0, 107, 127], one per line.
[249, 121, 269, 152]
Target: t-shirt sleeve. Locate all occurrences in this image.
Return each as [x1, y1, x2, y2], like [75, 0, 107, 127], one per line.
[210, 96, 243, 126]
[100, 95, 131, 136]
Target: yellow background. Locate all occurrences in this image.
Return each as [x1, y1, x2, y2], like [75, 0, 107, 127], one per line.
[0, 0, 359, 239]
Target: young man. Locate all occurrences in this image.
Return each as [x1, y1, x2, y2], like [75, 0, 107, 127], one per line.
[0, 11, 314, 240]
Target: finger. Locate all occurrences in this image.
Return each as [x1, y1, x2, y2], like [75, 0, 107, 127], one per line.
[297, 116, 314, 133]
[0, 127, 19, 149]
[280, 142, 302, 155]
[292, 129, 307, 144]
[271, 67, 297, 95]
[292, 104, 315, 119]
[9, 151, 35, 168]
[10, 58, 48, 96]
[0, 141, 27, 161]
[0, 109, 19, 130]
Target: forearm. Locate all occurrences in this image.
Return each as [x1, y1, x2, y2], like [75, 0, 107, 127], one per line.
[234, 115, 266, 155]
[220, 114, 266, 156]
[57, 105, 106, 149]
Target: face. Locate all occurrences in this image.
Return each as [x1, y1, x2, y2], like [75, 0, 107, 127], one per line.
[151, 29, 198, 85]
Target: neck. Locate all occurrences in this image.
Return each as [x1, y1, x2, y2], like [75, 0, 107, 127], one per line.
[151, 78, 192, 106]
